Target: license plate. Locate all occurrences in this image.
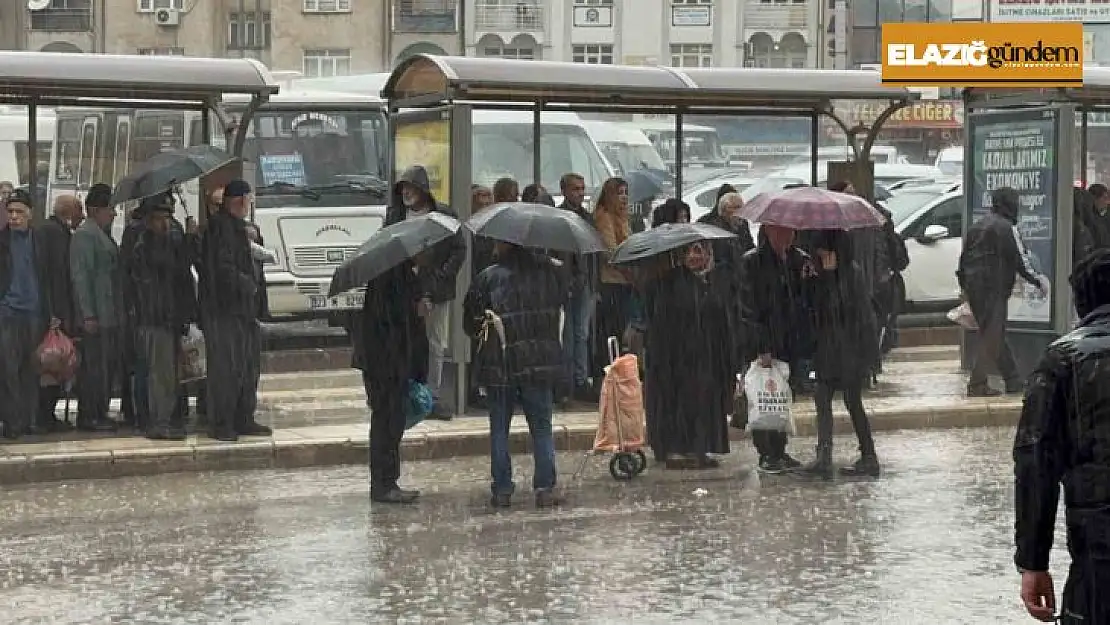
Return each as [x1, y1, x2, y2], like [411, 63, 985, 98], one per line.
[308, 292, 365, 310]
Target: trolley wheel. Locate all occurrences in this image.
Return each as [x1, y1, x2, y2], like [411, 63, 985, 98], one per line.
[609, 452, 637, 481]
[633, 450, 648, 475]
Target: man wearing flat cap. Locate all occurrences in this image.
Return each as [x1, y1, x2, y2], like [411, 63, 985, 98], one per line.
[198, 179, 270, 441]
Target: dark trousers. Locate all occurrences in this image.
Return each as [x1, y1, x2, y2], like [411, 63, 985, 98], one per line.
[967, 290, 1019, 388]
[38, 384, 65, 424]
[77, 327, 119, 424]
[0, 315, 45, 435]
[751, 430, 789, 461]
[594, 283, 633, 379]
[814, 381, 876, 456]
[365, 371, 405, 494]
[204, 315, 261, 435]
[139, 326, 180, 433]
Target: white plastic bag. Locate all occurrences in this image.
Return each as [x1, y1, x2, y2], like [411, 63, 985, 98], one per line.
[179, 324, 207, 383]
[946, 302, 978, 330]
[743, 359, 794, 434]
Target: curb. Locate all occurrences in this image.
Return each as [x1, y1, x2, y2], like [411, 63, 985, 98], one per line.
[0, 400, 1020, 486]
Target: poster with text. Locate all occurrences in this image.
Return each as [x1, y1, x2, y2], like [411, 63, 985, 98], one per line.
[393, 118, 451, 206]
[968, 108, 1057, 326]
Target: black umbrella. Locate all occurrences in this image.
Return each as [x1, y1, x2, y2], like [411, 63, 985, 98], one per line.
[466, 202, 607, 254]
[328, 212, 461, 297]
[610, 222, 736, 266]
[111, 145, 236, 206]
[624, 170, 666, 204]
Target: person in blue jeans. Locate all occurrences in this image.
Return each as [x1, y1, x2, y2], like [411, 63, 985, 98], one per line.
[557, 173, 598, 401]
[464, 240, 569, 508]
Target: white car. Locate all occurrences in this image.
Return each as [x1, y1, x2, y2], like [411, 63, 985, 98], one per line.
[883, 183, 965, 309]
[683, 174, 804, 222]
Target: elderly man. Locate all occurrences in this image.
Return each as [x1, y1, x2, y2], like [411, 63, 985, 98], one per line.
[697, 190, 756, 271]
[35, 194, 84, 431]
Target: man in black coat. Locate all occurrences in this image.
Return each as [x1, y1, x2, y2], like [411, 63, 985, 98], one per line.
[557, 172, 599, 401]
[1013, 248, 1110, 625]
[957, 187, 1045, 396]
[386, 165, 466, 419]
[697, 185, 756, 261]
[199, 180, 270, 441]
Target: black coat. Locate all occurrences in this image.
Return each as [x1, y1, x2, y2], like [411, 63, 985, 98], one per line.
[558, 200, 598, 293]
[125, 228, 197, 330]
[696, 210, 755, 271]
[641, 266, 733, 458]
[464, 248, 568, 388]
[958, 207, 1039, 298]
[0, 226, 56, 325]
[809, 263, 879, 385]
[360, 264, 429, 387]
[34, 217, 78, 334]
[1013, 303, 1110, 623]
[386, 165, 466, 304]
[198, 211, 260, 319]
[737, 241, 815, 364]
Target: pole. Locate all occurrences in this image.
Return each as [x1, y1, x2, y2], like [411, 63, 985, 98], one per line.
[834, 0, 848, 70]
[28, 100, 41, 222]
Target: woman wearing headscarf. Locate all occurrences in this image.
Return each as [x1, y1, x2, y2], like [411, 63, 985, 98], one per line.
[522, 183, 556, 207]
[639, 241, 733, 467]
[800, 230, 881, 477]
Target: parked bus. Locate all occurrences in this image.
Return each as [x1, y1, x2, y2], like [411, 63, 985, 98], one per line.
[0, 109, 55, 191]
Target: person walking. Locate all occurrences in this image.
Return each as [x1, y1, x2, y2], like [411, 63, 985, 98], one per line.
[1013, 248, 1110, 625]
[639, 241, 733, 468]
[387, 165, 466, 420]
[70, 186, 121, 433]
[799, 230, 881, 477]
[957, 187, 1045, 397]
[361, 260, 428, 504]
[738, 224, 815, 473]
[199, 180, 270, 441]
[464, 241, 568, 508]
[558, 172, 599, 402]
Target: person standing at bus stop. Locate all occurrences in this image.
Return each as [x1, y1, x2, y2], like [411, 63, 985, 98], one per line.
[386, 165, 466, 420]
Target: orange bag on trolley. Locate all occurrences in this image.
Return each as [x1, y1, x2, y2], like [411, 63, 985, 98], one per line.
[593, 337, 647, 453]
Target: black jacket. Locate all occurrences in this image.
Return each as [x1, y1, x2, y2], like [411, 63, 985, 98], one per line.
[1013, 303, 1110, 622]
[958, 204, 1039, 298]
[696, 210, 755, 270]
[360, 263, 429, 386]
[199, 211, 260, 319]
[809, 263, 879, 385]
[125, 227, 197, 330]
[35, 216, 78, 333]
[386, 165, 466, 304]
[0, 226, 56, 325]
[558, 200, 598, 293]
[737, 240, 815, 363]
[464, 247, 568, 388]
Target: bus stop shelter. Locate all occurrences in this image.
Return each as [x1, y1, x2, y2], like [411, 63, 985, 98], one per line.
[961, 67, 1110, 378]
[381, 54, 918, 415]
[0, 51, 279, 219]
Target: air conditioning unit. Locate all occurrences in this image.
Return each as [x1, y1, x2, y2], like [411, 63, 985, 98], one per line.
[154, 8, 180, 27]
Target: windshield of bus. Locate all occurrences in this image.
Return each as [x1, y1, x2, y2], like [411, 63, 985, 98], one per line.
[600, 142, 667, 175]
[651, 131, 725, 162]
[241, 109, 389, 207]
[472, 123, 611, 193]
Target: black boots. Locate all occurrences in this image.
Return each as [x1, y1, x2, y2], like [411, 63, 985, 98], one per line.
[802, 445, 834, 478]
[839, 454, 881, 477]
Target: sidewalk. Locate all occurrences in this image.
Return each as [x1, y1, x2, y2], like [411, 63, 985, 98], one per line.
[0, 350, 1022, 485]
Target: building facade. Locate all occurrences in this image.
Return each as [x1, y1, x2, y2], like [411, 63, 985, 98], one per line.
[464, 0, 822, 68]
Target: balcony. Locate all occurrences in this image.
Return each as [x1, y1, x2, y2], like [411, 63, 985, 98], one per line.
[743, 3, 809, 30]
[29, 9, 93, 32]
[393, 0, 459, 33]
[474, 1, 545, 33]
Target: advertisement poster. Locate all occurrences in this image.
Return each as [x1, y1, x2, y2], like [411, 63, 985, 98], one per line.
[968, 108, 1057, 325]
[991, 0, 1110, 22]
[393, 118, 451, 206]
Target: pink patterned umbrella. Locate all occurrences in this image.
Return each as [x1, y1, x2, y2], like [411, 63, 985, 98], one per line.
[738, 186, 885, 230]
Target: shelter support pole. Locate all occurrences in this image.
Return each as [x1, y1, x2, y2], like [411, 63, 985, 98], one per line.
[28, 100, 41, 221]
[1081, 110, 1089, 187]
[674, 110, 684, 196]
[810, 113, 819, 186]
[201, 109, 211, 148]
[532, 101, 542, 187]
[231, 96, 265, 157]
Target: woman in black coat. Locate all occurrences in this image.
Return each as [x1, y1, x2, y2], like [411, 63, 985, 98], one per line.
[801, 230, 881, 478]
[361, 261, 429, 504]
[640, 242, 733, 468]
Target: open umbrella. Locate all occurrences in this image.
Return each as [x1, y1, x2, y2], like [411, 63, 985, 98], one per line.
[466, 201, 607, 254]
[328, 212, 461, 297]
[739, 186, 885, 231]
[610, 222, 736, 266]
[111, 145, 236, 206]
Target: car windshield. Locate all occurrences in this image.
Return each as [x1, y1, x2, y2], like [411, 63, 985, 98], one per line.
[601, 142, 667, 174]
[241, 109, 388, 207]
[472, 124, 612, 193]
[884, 190, 944, 226]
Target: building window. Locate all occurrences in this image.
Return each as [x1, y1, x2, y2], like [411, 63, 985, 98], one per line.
[137, 47, 185, 55]
[747, 33, 807, 68]
[30, 0, 93, 32]
[574, 0, 613, 4]
[572, 44, 613, 64]
[229, 12, 272, 49]
[670, 43, 712, 67]
[303, 48, 351, 77]
[759, 0, 806, 4]
[303, 0, 351, 12]
[137, 0, 184, 10]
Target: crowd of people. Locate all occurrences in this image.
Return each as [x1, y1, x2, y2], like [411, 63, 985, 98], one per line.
[0, 179, 271, 442]
[357, 165, 910, 505]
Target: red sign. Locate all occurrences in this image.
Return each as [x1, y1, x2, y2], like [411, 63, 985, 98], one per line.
[835, 99, 964, 129]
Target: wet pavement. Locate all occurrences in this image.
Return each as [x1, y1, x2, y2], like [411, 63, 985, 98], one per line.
[0, 427, 1069, 624]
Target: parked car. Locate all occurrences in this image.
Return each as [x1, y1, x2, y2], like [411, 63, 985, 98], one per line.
[683, 174, 804, 222]
[881, 182, 965, 310]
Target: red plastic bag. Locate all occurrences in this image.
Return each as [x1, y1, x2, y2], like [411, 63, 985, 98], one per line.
[36, 329, 78, 383]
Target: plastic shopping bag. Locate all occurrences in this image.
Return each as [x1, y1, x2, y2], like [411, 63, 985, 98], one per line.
[404, 379, 434, 430]
[946, 302, 978, 330]
[36, 328, 78, 383]
[178, 324, 207, 383]
[744, 359, 794, 434]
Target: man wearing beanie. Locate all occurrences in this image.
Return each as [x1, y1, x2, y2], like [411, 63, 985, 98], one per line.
[198, 179, 270, 441]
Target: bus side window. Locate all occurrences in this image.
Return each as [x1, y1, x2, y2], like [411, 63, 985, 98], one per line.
[77, 120, 98, 190]
[112, 120, 131, 184]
